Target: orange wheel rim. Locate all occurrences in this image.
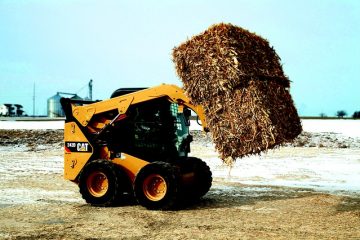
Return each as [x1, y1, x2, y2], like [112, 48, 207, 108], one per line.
[87, 171, 109, 197]
[143, 174, 167, 201]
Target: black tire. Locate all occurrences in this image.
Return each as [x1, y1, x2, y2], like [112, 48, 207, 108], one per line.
[78, 159, 122, 207]
[114, 166, 136, 205]
[134, 162, 180, 210]
[178, 157, 212, 200]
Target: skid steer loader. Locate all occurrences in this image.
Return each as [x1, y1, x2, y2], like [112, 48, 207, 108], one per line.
[60, 84, 212, 210]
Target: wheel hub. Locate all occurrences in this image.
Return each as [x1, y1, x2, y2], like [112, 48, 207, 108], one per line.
[87, 171, 109, 197]
[143, 174, 167, 201]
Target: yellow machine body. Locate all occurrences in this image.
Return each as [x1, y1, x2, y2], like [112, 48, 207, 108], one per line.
[62, 84, 208, 182]
[61, 84, 212, 209]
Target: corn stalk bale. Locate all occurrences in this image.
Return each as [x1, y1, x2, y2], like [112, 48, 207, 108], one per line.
[172, 23, 302, 160]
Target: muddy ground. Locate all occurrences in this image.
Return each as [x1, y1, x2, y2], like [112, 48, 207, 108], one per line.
[0, 130, 360, 239]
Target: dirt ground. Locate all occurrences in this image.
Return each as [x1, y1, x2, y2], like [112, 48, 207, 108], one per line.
[0, 130, 360, 239]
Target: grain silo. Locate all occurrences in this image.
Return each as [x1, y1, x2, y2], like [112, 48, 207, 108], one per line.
[47, 92, 82, 117]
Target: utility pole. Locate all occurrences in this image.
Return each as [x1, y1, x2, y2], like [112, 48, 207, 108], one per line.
[33, 82, 36, 117]
[89, 79, 93, 100]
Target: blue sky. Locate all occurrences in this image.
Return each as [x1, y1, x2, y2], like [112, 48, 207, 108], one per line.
[0, 0, 359, 116]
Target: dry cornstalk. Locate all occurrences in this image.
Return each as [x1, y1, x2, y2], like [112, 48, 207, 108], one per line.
[172, 23, 302, 161]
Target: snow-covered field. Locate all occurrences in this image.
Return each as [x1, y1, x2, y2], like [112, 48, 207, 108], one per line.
[1, 119, 360, 196]
[195, 146, 360, 195]
[0, 119, 64, 130]
[1, 118, 360, 137]
[197, 119, 360, 195]
[301, 119, 360, 137]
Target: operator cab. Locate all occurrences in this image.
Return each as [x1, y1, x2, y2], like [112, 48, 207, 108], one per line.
[108, 89, 193, 163]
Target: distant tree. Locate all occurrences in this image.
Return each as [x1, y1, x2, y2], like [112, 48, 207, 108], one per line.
[353, 111, 360, 119]
[336, 110, 347, 118]
[319, 113, 327, 118]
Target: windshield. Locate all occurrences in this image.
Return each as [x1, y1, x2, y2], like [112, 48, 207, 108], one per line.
[171, 103, 190, 156]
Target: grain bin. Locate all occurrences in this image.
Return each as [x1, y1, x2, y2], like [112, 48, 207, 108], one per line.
[48, 92, 82, 117]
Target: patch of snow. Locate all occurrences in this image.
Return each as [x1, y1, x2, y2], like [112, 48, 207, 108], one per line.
[302, 119, 360, 137]
[0, 120, 64, 130]
[206, 148, 360, 194]
[0, 188, 80, 204]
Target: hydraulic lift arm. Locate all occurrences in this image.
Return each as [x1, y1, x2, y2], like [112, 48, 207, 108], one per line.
[64, 84, 208, 132]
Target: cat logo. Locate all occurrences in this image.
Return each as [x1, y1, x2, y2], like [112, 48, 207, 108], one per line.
[77, 142, 89, 152]
[65, 142, 93, 153]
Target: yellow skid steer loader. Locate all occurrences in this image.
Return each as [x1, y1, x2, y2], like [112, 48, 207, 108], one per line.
[61, 84, 212, 210]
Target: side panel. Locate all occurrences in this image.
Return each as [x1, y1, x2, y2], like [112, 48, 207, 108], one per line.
[64, 122, 93, 180]
[112, 153, 149, 182]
